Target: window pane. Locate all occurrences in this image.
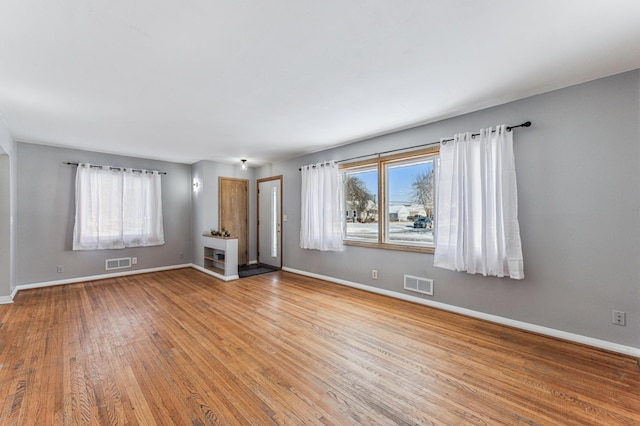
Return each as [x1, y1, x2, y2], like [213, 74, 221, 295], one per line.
[385, 157, 435, 246]
[344, 167, 378, 241]
[271, 186, 278, 257]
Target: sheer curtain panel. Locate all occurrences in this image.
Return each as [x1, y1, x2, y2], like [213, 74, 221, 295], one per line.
[73, 164, 165, 250]
[300, 161, 345, 251]
[434, 125, 524, 279]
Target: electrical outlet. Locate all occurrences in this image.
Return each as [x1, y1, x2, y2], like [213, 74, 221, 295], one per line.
[57, 265, 64, 273]
[132, 257, 138, 265]
[612, 310, 626, 326]
[372, 270, 378, 279]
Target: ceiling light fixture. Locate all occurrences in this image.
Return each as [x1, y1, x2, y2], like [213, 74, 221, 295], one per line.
[241, 159, 248, 171]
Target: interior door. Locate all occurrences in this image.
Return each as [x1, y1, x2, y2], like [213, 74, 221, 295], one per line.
[258, 176, 282, 269]
[219, 177, 248, 265]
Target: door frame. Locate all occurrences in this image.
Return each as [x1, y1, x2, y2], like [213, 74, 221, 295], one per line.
[218, 176, 249, 265]
[257, 175, 283, 269]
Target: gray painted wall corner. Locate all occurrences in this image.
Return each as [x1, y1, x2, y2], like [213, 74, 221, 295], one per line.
[191, 160, 257, 269]
[0, 116, 16, 298]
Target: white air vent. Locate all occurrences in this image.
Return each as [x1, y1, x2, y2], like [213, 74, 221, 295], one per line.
[105, 257, 132, 271]
[404, 275, 433, 296]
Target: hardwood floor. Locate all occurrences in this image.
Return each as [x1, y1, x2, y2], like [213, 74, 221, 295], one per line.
[0, 268, 638, 425]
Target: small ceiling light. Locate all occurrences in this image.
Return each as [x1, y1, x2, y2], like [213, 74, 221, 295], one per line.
[241, 159, 248, 171]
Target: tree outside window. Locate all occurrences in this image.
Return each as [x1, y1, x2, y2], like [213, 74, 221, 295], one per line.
[341, 146, 439, 252]
[344, 167, 378, 241]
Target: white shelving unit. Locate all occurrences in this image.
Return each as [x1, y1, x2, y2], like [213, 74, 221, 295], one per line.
[200, 235, 239, 281]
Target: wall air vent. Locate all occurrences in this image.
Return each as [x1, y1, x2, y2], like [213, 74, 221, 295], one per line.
[105, 257, 132, 271]
[404, 275, 433, 296]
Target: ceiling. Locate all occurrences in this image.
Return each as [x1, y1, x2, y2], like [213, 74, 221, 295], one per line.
[1, 1, 640, 165]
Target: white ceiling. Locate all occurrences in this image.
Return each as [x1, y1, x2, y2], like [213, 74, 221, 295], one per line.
[1, 1, 639, 165]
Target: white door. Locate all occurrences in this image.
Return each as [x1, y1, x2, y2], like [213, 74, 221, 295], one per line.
[258, 177, 282, 268]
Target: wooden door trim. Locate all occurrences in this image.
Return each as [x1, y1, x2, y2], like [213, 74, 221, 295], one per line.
[257, 175, 283, 269]
[219, 177, 249, 265]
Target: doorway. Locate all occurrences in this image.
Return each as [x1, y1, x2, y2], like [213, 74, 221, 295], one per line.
[219, 177, 248, 266]
[257, 176, 282, 269]
[0, 149, 10, 297]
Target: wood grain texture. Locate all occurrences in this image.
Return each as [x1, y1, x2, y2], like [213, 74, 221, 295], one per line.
[219, 177, 248, 265]
[1, 268, 638, 425]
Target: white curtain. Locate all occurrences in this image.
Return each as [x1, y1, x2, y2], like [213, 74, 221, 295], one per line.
[300, 161, 345, 251]
[434, 125, 524, 279]
[73, 164, 165, 250]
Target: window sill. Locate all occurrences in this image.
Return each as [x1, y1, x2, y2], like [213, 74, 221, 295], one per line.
[344, 239, 435, 254]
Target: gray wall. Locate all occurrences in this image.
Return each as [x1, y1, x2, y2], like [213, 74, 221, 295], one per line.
[258, 70, 640, 349]
[191, 160, 257, 267]
[0, 153, 9, 296]
[15, 143, 193, 285]
[0, 117, 16, 297]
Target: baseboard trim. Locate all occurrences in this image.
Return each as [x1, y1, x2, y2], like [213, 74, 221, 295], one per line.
[190, 264, 239, 281]
[282, 266, 640, 358]
[13, 264, 192, 295]
[0, 295, 13, 304]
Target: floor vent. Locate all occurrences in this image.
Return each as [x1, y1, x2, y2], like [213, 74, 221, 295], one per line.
[105, 257, 132, 271]
[404, 275, 433, 296]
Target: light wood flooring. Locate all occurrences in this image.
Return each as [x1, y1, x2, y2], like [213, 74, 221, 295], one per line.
[0, 268, 638, 425]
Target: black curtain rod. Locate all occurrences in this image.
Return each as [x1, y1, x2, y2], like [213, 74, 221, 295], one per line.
[64, 162, 167, 175]
[298, 121, 531, 170]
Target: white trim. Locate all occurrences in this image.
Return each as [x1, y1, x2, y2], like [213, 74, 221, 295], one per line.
[13, 264, 192, 294]
[10, 286, 18, 300]
[0, 295, 13, 304]
[191, 264, 239, 281]
[248, 260, 258, 265]
[282, 266, 640, 358]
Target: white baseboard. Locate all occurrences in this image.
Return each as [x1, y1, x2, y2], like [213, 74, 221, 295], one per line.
[0, 295, 13, 304]
[13, 264, 192, 295]
[190, 264, 239, 281]
[282, 266, 640, 358]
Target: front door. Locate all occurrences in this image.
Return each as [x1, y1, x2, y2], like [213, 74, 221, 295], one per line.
[258, 176, 282, 269]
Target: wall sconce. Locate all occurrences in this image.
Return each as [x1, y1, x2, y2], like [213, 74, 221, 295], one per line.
[241, 159, 248, 171]
[192, 178, 202, 192]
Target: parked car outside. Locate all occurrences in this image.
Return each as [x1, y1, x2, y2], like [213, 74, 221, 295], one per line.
[413, 217, 432, 228]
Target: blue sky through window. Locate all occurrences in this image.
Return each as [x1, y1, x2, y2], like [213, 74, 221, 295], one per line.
[348, 161, 433, 205]
[388, 160, 433, 204]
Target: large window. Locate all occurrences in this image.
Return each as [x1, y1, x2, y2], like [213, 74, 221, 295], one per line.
[73, 164, 165, 250]
[342, 146, 438, 252]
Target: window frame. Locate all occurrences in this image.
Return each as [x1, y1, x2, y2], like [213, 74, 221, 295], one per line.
[340, 145, 439, 254]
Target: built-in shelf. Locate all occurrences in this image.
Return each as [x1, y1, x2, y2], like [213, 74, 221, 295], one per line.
[200, 234, 238, 281]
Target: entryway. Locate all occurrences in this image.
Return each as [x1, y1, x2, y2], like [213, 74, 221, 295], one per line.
[257, 176, 282, 269]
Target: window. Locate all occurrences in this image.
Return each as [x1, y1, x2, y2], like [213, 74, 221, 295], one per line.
[344, 165, 378, 241]
[73, 164, 165, 250]
[341, 146, 439, 252]
[271, 185, 278, 257]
